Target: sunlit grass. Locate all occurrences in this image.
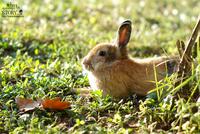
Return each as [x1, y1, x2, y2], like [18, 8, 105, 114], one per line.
[0, 0, 200, 133]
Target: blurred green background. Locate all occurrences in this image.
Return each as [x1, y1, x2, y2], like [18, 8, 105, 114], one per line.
[2, 0, 200, 58]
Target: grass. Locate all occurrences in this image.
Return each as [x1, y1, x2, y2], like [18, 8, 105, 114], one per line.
[0, 0, 200, 133]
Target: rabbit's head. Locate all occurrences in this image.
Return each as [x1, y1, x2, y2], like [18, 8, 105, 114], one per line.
[82, 20, 132, 72]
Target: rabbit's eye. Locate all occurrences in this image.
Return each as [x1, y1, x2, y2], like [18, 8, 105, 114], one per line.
[98, 51, 106, 56]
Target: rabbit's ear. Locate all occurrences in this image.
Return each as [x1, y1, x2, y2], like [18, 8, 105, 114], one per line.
[117, 20, 132, 48]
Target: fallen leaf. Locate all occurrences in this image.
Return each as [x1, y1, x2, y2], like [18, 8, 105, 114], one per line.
[15, 97, 41, 112]
[42, 97, 70, 110]
[15, 97, 70, 112]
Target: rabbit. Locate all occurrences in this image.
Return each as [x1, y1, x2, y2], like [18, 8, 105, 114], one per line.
[82, 20, 178, 98]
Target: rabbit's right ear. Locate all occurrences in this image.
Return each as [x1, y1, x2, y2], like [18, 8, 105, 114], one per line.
[117, 20, 132, 48]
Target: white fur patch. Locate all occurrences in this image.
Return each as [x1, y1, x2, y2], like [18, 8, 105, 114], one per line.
[88, 72, 98, 90]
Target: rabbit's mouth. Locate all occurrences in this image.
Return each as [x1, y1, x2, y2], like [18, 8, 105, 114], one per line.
[82, 62, 94, 71]
[85, 64, 94, 71]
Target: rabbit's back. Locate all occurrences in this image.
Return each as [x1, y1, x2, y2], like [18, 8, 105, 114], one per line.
[89, 57, 178, 98]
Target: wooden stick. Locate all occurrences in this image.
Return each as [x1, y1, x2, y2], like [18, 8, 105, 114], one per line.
[177, 17, 200, 77]
[176, 40, 185, 58]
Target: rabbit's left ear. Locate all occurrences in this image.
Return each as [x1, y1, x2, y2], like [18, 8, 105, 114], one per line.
[117, 20, 132, 48]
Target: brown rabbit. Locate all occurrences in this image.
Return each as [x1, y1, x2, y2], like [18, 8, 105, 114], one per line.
[82, 20, 178, 98]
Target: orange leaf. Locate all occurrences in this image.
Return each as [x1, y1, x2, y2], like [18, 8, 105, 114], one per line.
[15, 97, 40, 112]
[42, 98, 70, 110]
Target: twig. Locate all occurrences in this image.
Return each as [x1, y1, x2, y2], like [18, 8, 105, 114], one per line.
[176, 40, 185, 58]
[177, 17, 200, 77]
[174, 17, 200, 98]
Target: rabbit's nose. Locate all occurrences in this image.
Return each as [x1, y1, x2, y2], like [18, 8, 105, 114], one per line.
[82, 58, 90, 66]
[82, 58, 93, 70]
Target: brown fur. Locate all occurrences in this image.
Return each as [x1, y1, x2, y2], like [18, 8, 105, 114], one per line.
[88, 56, 172, 97]
[82, 20, 178, 98]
